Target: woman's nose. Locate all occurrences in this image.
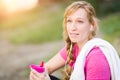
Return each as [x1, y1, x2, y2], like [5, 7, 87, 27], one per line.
[71, 22, 77, 30]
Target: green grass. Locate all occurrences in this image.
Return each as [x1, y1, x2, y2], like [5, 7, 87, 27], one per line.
[10, 14, 63, 44]
[0, 5, 65, 44]
[100, 13, 120, 42]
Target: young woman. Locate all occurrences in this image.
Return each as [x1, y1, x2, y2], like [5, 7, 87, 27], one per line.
[30, 1, 120, 80]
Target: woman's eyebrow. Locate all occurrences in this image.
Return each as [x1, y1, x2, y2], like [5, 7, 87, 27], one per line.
[67, 16, 83, 19]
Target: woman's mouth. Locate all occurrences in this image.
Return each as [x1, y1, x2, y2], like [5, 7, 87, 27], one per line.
[70, 33, 79, 37]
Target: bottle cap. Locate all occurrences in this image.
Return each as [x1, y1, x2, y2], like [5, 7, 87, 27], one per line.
[40, 61, 44, 67]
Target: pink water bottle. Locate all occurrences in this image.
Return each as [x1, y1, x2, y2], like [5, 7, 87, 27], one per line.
[30, 61, 45, 73]
[30, 61, 50, 80]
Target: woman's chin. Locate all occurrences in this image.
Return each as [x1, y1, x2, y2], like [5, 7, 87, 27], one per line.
[70, 39, 78, 43]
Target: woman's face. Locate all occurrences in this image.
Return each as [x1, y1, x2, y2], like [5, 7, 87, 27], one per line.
[66, 8, 93, 45]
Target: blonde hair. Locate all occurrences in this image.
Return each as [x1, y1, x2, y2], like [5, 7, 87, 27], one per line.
[62, 1, 99, 80]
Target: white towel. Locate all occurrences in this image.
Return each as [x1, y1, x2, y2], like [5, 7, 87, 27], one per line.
[70, 38, 120, 80]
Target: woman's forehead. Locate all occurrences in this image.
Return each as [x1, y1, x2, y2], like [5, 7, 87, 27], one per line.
[67, 8, 88, 19]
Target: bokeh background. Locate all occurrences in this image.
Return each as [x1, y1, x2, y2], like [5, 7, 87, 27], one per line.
[0, 0, 120, 80]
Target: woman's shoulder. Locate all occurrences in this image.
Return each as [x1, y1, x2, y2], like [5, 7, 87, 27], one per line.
[59, 46, 67, 60]
[86, 46, 107, 61]
[85, 47, 111, 80]
[85, 46, 110, 70]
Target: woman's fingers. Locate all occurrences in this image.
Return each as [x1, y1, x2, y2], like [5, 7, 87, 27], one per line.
[30, 71, 37, 80]
[31, 68, 40, 78]
[30, 68, 45, 80]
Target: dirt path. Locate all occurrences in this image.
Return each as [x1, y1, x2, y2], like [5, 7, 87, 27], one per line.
[0, 39, 65, 80]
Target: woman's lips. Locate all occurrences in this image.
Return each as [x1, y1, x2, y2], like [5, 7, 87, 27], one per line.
[70, 33, 79, 37]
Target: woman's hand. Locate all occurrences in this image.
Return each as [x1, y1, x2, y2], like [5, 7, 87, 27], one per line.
[29, 53, 65, 80]
[30, 68, 50, 80]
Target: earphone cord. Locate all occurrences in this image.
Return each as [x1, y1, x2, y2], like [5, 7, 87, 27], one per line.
[64, 43, 73, 78]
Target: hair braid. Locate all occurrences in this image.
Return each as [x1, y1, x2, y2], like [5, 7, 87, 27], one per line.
[62, 37, 75, 80]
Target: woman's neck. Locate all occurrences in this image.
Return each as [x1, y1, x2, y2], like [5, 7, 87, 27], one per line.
[77, 39, 89, 49]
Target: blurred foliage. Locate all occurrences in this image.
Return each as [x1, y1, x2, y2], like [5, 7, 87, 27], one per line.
[100, 13, 120, 42]
[64, 0, 120, 17]
[100, 1, 120, 16]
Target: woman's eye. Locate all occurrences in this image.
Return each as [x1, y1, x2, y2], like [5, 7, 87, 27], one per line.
[77, 20, 83, 23]
[67, 19, 72, 22]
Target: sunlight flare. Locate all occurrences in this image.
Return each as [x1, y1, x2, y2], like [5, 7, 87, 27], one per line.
[0, 0, 38, 14]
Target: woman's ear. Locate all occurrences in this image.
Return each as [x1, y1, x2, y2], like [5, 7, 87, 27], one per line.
[90, 24, 94, 31]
